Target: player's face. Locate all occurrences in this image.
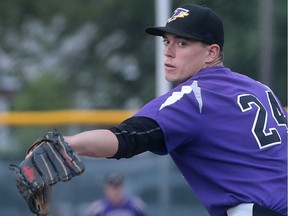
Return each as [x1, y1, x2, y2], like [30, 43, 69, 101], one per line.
[163, 34, 210, 83]
[105, 184, 124, 204]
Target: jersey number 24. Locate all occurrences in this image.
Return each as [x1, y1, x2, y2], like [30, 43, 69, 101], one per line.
[237, 91, 287, 149]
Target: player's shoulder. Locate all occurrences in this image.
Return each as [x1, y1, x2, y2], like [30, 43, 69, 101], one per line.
[129, 196, 147, 212]
[86, 199, 106, 216]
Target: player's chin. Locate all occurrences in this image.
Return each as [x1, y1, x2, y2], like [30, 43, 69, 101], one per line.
[165, 72, 177, 83]
[165, 73, 185, 84]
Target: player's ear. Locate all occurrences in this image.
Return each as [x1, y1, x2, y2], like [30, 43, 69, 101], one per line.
[205, 44, 221, 63]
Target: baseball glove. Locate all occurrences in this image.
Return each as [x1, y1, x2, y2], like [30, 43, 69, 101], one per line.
[10, 129, 85, 215]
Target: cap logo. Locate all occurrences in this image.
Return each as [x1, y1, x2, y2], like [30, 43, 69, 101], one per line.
[167, 8, 189, 23]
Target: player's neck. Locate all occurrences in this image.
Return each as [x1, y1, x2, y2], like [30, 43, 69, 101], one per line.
[205, 57, 223, 68]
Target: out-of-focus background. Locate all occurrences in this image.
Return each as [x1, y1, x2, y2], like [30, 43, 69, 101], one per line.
[0, 0, 286, 215]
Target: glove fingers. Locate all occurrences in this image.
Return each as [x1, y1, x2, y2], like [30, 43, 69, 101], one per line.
[32, 146, 59, 185]
[57, 137, 85, 176]
[41, 143, 73, 182]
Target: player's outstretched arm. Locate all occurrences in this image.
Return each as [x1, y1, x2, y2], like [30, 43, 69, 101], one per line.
[64, 117, 166, 160]
[64, 129, 119, 158]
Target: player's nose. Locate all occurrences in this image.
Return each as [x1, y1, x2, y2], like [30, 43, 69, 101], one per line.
[164, 44, 175, 58]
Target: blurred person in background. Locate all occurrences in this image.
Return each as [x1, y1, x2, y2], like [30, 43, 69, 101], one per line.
[86, 173, 148, 216]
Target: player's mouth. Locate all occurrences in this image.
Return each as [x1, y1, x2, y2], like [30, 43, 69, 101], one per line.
[164, 63, 176, 71]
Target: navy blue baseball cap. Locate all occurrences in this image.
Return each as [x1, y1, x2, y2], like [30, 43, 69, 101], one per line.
[145, 4, 224, 50]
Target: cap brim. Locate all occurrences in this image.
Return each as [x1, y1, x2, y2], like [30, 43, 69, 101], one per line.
[145, 26, 170, 36]
[145, 26, 203, 41]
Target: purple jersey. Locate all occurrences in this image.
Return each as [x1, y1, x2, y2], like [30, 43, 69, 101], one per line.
[87, 197, 147, 216]
[135, 66, 287, 216]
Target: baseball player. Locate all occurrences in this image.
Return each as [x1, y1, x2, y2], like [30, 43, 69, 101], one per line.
[11, 3, 287, 216]
[86, 173, 148, 216]
[64, 4, 287, 216]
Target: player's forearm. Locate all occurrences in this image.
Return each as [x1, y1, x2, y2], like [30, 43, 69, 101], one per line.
[64, 129, 119, 158]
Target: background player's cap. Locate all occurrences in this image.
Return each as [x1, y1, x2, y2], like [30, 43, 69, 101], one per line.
[105, 173, 124, 186]
[145, 4, 224, 50]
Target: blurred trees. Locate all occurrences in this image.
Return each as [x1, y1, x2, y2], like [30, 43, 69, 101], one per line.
[0, 0, 286, 112]
[1, 0, 156, 111]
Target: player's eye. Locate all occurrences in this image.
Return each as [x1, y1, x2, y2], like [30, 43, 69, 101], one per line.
[177, 41, 188, 47]
[162, 39, 169, 46]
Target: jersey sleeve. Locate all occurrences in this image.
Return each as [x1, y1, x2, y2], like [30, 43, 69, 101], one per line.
[130, 197, 149, 216]
[86, 200, 104, 216]
[135, 80, 203, 153]
[109, 116, 167, 159]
